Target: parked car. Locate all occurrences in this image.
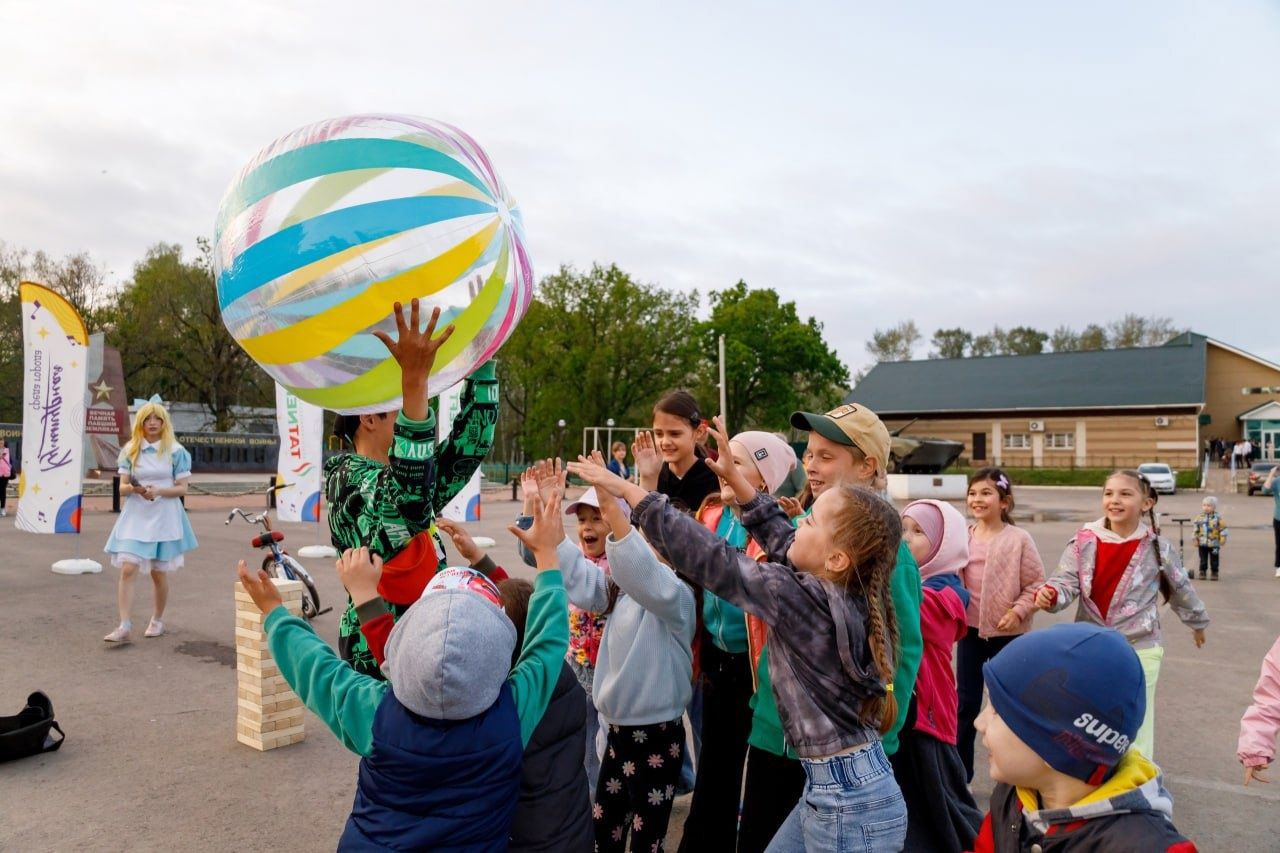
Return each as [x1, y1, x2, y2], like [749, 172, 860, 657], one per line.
[1137, 462, 1177, 495]
[1248, 462, 1279, 496]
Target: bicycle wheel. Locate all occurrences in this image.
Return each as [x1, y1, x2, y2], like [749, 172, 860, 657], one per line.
[280, 555, 322, 620]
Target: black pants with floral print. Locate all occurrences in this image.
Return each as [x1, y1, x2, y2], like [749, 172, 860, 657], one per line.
[594, 717, 686, 853]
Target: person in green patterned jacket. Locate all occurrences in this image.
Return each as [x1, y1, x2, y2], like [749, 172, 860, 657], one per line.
[325, 298, 500, 678]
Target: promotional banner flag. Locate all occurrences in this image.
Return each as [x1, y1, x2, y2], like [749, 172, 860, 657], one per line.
[274, 383, 324, 523]
[85, 332, 130, 474]
[436, 383, 481, 522]
[18, 282, 89, 533]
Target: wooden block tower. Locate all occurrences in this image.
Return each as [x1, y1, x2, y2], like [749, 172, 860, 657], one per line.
[234, 578, 306, 751]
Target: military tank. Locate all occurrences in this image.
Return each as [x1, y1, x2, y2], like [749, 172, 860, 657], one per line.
[888, 420, 965, 474]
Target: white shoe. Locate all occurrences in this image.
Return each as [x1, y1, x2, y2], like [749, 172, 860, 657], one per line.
[0, 509, 7, 517]
[1274, 568, 1280, 579]
[144, 619, 165, 638]
[104, 624, 132, 643]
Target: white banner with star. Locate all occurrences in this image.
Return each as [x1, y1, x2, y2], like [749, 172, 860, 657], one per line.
[18, 281, 89, 533]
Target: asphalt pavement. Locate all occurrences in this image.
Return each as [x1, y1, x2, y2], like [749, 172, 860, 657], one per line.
[1, 485, 1278, 850]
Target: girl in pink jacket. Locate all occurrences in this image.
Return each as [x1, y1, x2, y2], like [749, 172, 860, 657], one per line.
[955, 467, 1045, 782]
[894, 499, 982, 853]
[1239, 634, 1280, 785]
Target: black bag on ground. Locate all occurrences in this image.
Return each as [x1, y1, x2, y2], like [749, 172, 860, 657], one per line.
[0, 691, 65, 762]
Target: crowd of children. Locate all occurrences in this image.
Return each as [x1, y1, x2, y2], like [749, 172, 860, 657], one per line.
[220, 298, 1280, 851]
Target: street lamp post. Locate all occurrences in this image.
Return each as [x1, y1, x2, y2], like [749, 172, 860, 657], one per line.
[555, 418, 567, 459]
[606, 418, 616, 453]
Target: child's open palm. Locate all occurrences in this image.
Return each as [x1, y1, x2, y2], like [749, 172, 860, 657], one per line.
[568, 450, 628, 498]
[237, 560, 283, 614]
[632, 431, 662, 485]
[508, 493, 565, 569]
[372, 298, 455, 380]
[336, 547, 383, 606]
[436, 518, 484, 565]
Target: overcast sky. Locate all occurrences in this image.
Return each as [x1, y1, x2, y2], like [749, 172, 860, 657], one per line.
[2, 1, 1278, 371]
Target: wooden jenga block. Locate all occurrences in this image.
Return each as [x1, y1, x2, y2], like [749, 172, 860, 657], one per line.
[233, 579, 306, 752]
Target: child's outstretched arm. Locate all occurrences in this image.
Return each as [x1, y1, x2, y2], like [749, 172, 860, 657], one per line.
[430, 360, 499, 515]
[569, 451, 793, 621]
[514, 460, 564, 567]
[435, 517, 509, 581]
[507, 494, 572, 746]
[1158, 536, 1210, 644]
[1240, 635, 1280, 785]
[702, 418, 799, 562]
[238, 562, 387, 757]
[1035, 538, 1085, 612]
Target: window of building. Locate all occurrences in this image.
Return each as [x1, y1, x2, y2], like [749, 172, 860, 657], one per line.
[1046, 432, 1075, 450]
[1003, 433, 1030, 449]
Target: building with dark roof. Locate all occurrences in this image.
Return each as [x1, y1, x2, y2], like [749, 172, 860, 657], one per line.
[846, 333, 1280, 469]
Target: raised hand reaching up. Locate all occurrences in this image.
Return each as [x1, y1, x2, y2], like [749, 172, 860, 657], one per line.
[508, 493, 566, 570]
[371, 298, 456, 421]
[632, 431, 662, 490]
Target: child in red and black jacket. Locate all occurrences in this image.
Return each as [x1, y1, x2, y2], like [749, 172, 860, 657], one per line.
[324, 299, 499, 678]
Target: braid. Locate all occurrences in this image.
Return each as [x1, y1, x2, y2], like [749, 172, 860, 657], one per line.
[830, 485, 902, 732]
[863, 559, 899, 733]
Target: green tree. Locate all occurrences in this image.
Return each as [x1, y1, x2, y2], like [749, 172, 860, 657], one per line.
[107, 240, 270, 430]
[866, 320, 920, 363]
[497, 263, 701, 460]
[970, 331, 999, 357]
[695, 281, 848, 432]
[1003, 325, 1048, 355]
[1050, 325, 1080, 352]
[1078, 323, 1108, 350]
[929, 327, 973, 359]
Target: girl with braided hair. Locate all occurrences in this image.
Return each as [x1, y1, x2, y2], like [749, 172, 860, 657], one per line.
[1035, 469, 1210, 760]
[569, 417, 906, 852]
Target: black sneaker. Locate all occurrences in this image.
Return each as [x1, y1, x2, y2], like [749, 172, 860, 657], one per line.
[1211, 575, 1219, 581]
[1198, 573, 1207, 580]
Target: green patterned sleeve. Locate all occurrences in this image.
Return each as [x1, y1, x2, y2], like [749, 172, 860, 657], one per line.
[383, 410, 438, 539]
[431, 360, 499, 516]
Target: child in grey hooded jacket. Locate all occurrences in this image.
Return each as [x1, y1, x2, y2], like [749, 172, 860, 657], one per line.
[543, 481, 696, 852]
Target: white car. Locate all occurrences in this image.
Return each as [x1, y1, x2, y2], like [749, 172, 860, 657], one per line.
[1137, 463, 1177, 495]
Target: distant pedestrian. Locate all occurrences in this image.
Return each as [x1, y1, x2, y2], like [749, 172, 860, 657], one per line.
[605, 441, 630, 481]
[1266, 466, 1280, 579]
[1192, 496, 1228, 581]
[0, 442, 11, 518]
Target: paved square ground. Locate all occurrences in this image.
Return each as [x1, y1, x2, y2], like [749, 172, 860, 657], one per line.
[2, 485, 1278, 850]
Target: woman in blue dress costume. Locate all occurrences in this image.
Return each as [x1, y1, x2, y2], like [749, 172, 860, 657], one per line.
[103, 397, 198, 643]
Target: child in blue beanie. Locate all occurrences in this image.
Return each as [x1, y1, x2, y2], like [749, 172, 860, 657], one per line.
[972, 623, 1196, 851]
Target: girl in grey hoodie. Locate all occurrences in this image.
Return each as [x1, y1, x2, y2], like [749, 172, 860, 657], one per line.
[545, 476, 697, 853]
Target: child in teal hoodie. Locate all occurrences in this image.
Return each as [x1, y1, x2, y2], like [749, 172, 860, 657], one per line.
[234, 493, 569, 852]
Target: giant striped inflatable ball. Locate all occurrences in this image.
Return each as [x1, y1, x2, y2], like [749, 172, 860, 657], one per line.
[213, 114, 532, 414]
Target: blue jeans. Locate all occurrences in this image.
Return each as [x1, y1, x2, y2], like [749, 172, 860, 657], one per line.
[765, 742, 906, 853]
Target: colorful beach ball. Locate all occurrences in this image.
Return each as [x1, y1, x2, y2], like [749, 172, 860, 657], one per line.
[213, 114, 533, 414]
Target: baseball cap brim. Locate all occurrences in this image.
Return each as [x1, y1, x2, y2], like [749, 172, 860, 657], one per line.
[790, 411, 860, 450]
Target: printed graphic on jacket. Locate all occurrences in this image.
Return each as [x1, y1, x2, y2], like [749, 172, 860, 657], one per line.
[326, 369, 498, 678]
